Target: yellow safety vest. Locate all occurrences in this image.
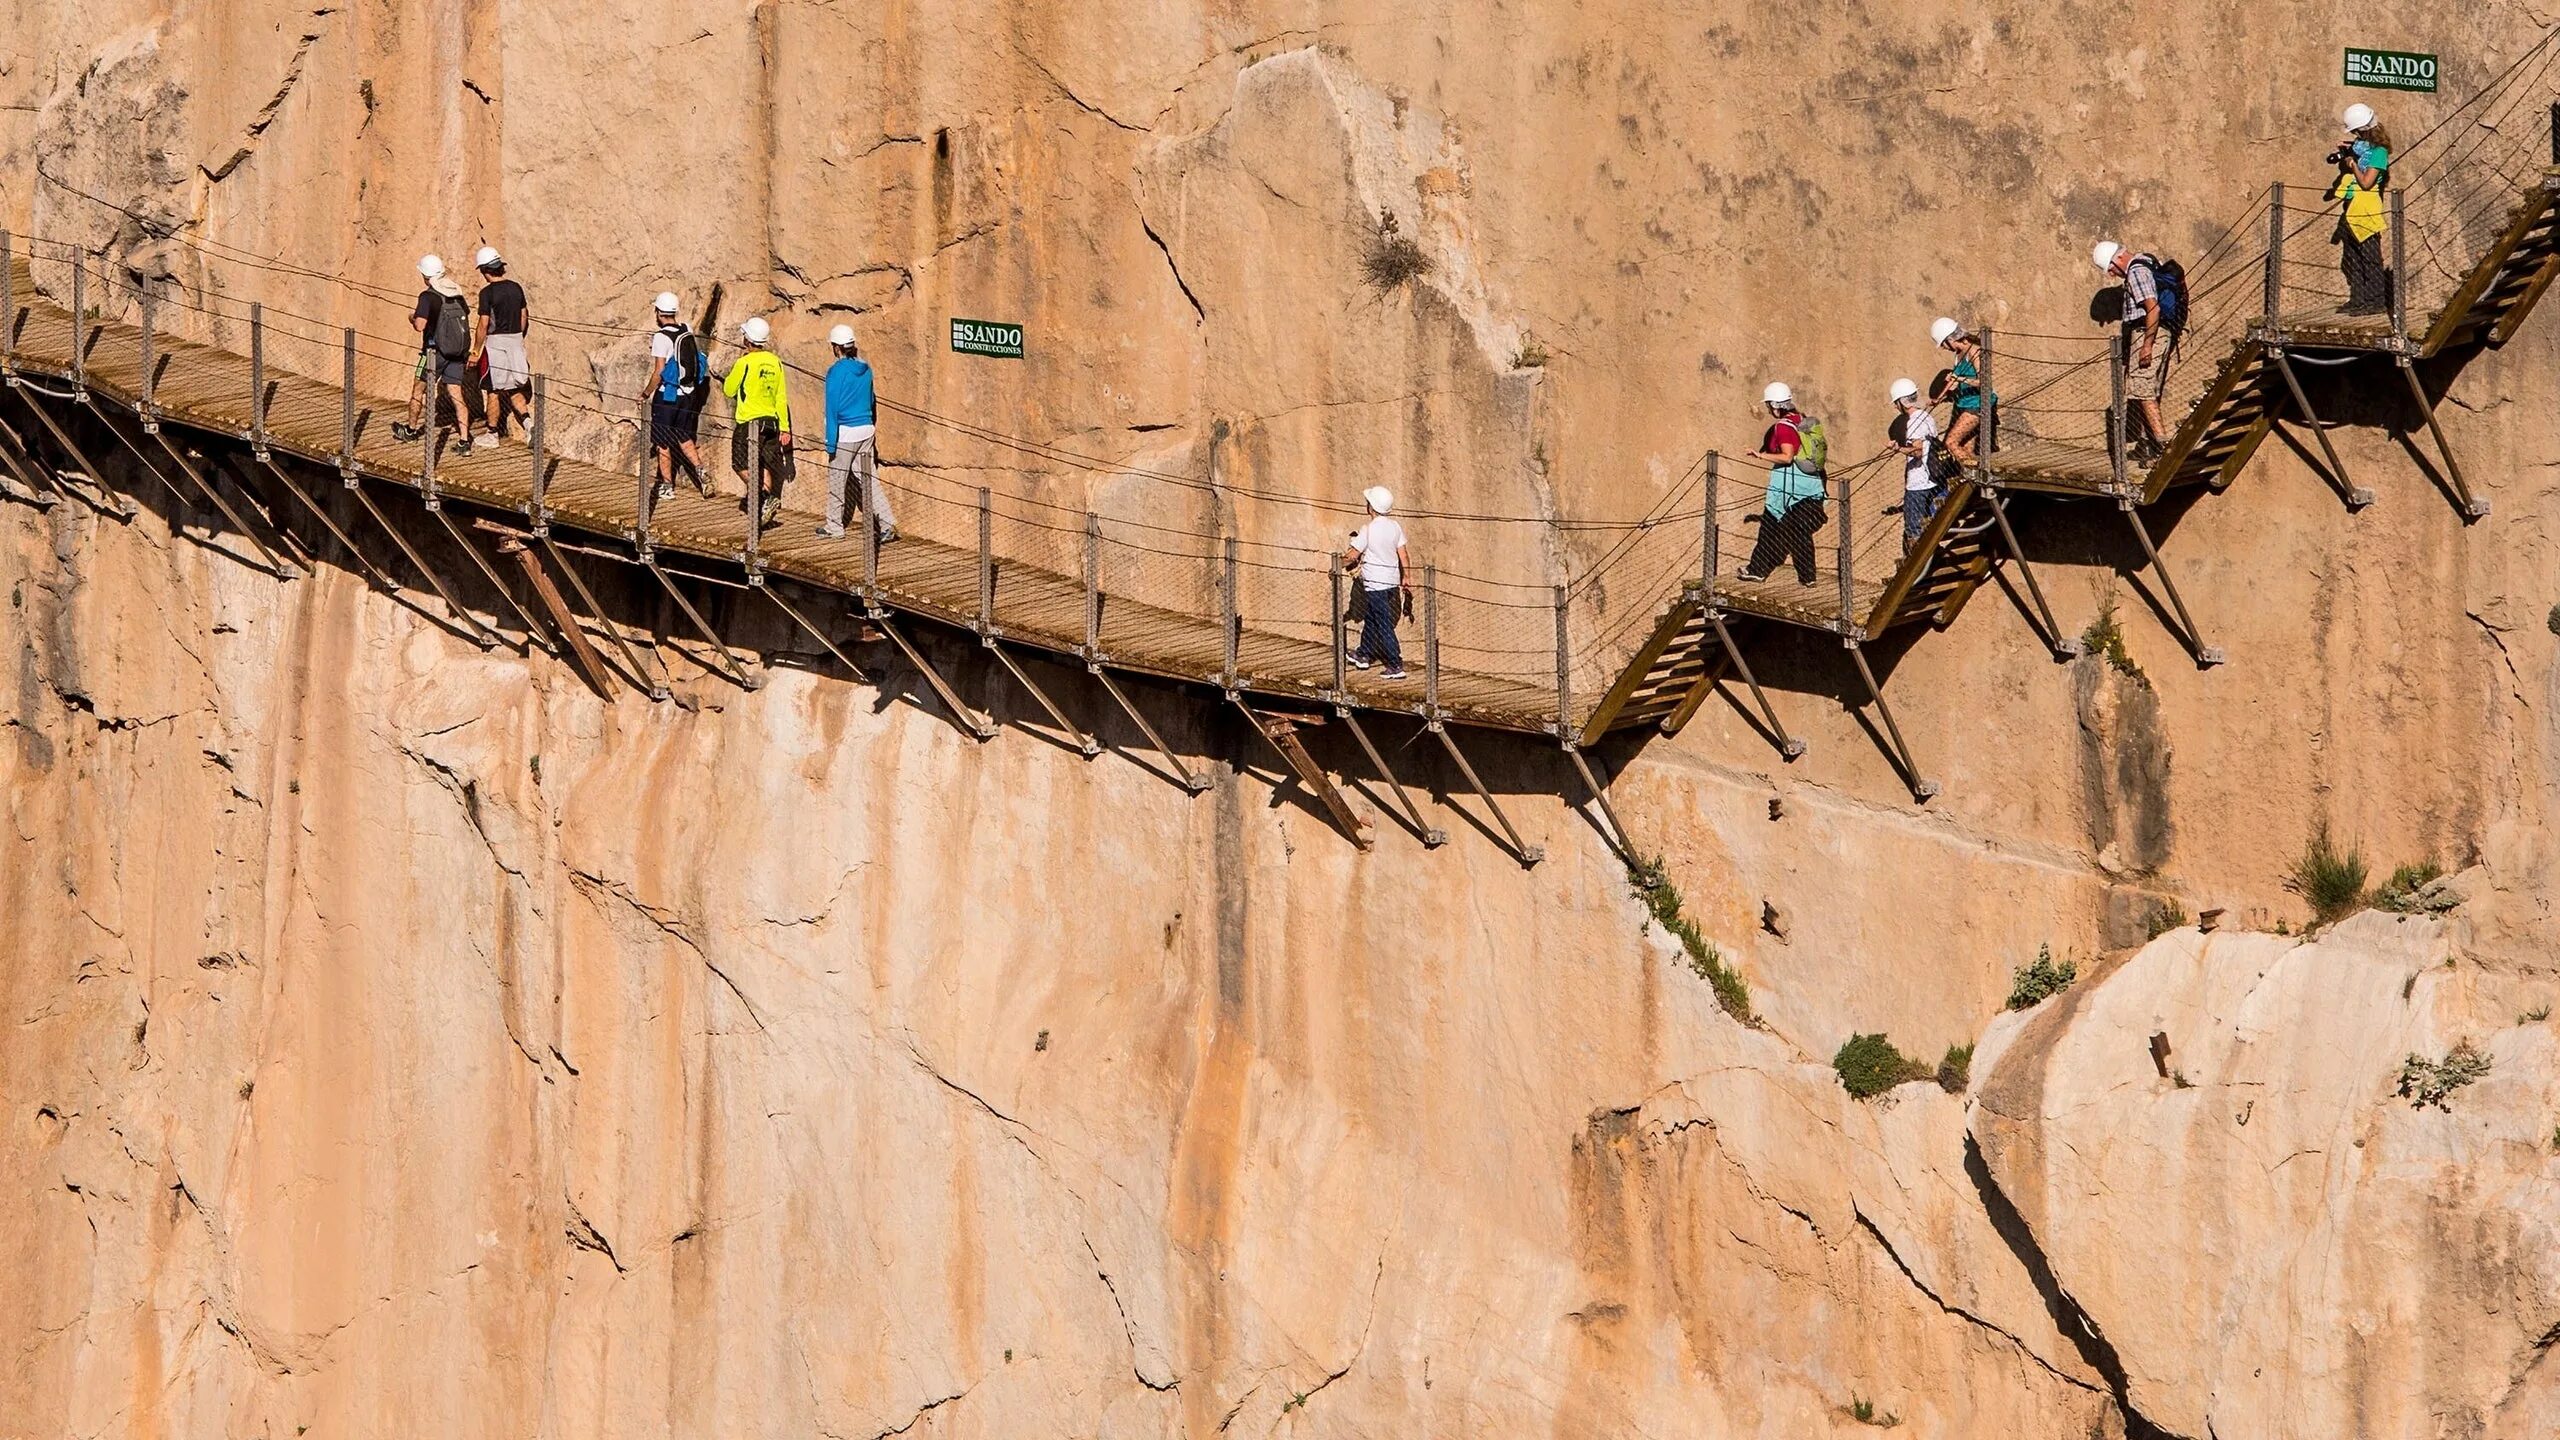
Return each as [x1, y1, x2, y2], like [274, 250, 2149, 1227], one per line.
[723, 350, 791, 428]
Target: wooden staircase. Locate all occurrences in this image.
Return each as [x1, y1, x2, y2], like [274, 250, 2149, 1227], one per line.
[2143, 337, 2278, 499]
[2426, 172, 2560, 353]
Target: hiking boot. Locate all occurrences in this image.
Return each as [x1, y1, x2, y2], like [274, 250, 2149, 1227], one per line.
[390, 422, 421, 443]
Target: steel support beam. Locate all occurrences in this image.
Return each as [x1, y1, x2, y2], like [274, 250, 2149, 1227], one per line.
[1431, 722, 1543, 868]
[1336, 708, 1445, 847]
[1563, 743, 1638, 869]
[1090, 664, 1211, 794]
[250, 454, 399, 593]
[865, 607, 993, 739]
[2395, 356, 2488, 519]
[139, 420, 302, 579]
[1660, 607, 1807, 757]
[1847, 640, 1938, 802]
[543, 537, 671, 700]
[1235, 699, 1373, 850]
[647, 559, 758, 689]
[2119, 501, 2223, 666]
[761, 582, 871, 684]
[340, 475, 504, 648]
[430, 506, 557, 656]
[1983, 488, 2083, 659]
[986, 640, 1099, 757]
[477, 521, 614, 695]
[2266, 347, 2372, 508]
[7, 387, 140, 518]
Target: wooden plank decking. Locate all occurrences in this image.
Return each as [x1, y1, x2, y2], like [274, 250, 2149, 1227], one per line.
[1, 267, 1567, 735]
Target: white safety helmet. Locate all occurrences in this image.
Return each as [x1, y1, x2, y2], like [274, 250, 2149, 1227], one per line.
[742, 316, 772, 345]
[1889, 377, 1920, 404]
[473, 246, 502, 269]
[1930, 316, 1963, 347]
[827, 323, 856, 348]
[418, 253, 445, 279]
[1362, 485, 1394, 515]
[653, 291, 681, 316]
[2092, 240, 2124, 273]
[2343, 103, 2377, 132]
[1762, 381, 1794, 406]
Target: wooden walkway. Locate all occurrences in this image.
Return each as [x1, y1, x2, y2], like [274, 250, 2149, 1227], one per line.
[0, 261, 1567, 739]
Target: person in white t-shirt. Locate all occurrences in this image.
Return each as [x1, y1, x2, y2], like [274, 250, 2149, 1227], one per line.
[1888, 377, 1944, 554]
[1339, 486, 1412, 680]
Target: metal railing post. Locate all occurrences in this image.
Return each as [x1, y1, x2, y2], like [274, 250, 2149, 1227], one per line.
[2109, 332, 2129, 490]
[69, 255, 85, 392]
[1553, 583, 1572, 738]
[1834, 467, 1854, 630]
[634, 388, 656, 551]
[1220, 536, 1239, 691]
[2550, 101, 2559, 167]
[2389, 186, 2408, 346]
[1330, 558, 1348, 697]
[976, 485, 994, 633]
[138, 288, 156, 426]
[528, 376, 548, 530]
[421, 413, 439, 507]
[2265, 183, 2284, 333]
[1976, 326, 1995, 490]
[250, 301, 268, 454]
[743, 425, 763, 572]
[1, 229, 13, 359]
[1702, 451, 1720, 599]
[1082, 511, 1101, 658]
[340, 327, 357, 481]
[1423, 564, 1442, 718]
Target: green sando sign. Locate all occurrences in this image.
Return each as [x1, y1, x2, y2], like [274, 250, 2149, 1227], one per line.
[2344, 48, 2438, 92]
[950, 318, 1024, 358]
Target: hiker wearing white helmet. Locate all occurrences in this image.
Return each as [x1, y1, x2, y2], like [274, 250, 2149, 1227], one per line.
[818, 323, 897, 544]
[722, 316, 793, 528]
[395, 253, 478, 449]
[2092, 238, 2181, 458]
[2329, 104, 2395, 315]
[1927, 317, 1995, 466]
[472, 246, 530, 447]
[644, 290, 712, 500]
[1739, 381, 1829, 585]
[1887, 376, 1944, 552]
[1340, 485, 1412, 679]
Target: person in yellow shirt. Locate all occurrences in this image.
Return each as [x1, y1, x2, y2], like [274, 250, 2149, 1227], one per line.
[2329, 104, 2393, 317]
[723, 316, 792, 526]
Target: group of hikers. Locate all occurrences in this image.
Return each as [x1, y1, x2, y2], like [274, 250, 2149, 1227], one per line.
[394, 257, 898, 543]
[388, 106, 2397, 672]
[1730, 102, 2394, 587]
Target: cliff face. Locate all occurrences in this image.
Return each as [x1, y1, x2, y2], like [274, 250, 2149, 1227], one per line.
[5, 1, 2560, 1436]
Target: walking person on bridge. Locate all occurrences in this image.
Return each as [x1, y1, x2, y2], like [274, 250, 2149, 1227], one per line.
[2331, 103, 2395, 316]
[819, 324, 898, 544]
[1928, 317, 1994, 466]
[1342, 486, 1412, 681]
[394, 254, 478, 449]
[1887, 377, 1942, 553]
[1737, 382, 1828, 586]
[2094, 240, 2182, 462]
[723, 317, 792, 527]
[473, 247, 530, 447]
[646, 292, 712, 500]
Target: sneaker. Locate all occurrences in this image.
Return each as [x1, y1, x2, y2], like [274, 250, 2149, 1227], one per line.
[1349, 656, 1373, 670]
[655, 482, 675, 500]
[1383, 667, 1410, 681]
[469, 433, 496, 452]
[816, 524, 846, 539]
[876, 526, 899, 544]
[1736, 568, 1769, 583]
[389, 422, 421, 443]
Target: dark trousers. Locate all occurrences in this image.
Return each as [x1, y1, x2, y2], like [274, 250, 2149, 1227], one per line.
[730, 417, 789, 510]
[1902, 484, 1945, 548]
[1742, 500, 1826, 585]
[2340, 232, 2390, 313]
[1357, 585, 1403, 670]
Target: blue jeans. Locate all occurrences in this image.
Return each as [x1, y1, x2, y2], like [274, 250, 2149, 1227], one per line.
[1903, 484, 1945, 546]
[1358, 586, 1403, 670]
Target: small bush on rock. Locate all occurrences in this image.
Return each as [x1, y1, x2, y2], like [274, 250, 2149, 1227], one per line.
[1936, 1043, 1974, 1094]
[1362, 210, 1430, 290]
[2005, 945, 2078, 1011]
[2287, 826, 2369, 926]
[1630, 857, 1754, 1025]
[2373, 861, 2456, 915]
[2396, 1041, 2491, 1109]
[1834, 1033, 1932, 1100]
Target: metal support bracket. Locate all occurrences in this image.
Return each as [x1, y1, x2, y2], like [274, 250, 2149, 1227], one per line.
[1430, 721, 1544, 867]
[6, 386, 139, 519]
[1234, 699, 1374, 851]
[474, 520, 614, 696]
[1336, 708, 1445, 847]
[986, 639, 1099, 757]
[251, 453, 401, 594]
[137, 419, 302, 579]
[2266, 346, 2373, 508]
[2117, 501, 2223, 665]
[431, 506, 558, 657]
[543, 536, 672, 700]
[1662, 607, 1808, 758]
[336, 474, 504, 649]
[866, 606, 994, 739]
[1562, 743, 1639, 868]
[761, 582, 871, 684]
[1090, 664, 1211, 794]
[648, 559, 759, 689]
[2394, 355, 2489, 519]
[1983, 487, 2084, 660]
[1846, 640, 1939, 802]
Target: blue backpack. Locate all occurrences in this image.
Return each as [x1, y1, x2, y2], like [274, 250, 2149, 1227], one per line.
[2136, 255, 2189, 334]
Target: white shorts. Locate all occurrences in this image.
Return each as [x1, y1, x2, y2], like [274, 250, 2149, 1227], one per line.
[484, 333, 530, 392]
[836, 423, 876, 446]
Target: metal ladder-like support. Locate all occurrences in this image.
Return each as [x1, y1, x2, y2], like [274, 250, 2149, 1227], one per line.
[2119, 499, 2224, 667]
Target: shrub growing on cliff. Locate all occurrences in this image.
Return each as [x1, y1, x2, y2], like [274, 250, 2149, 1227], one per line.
[2004, 945, 2078, 1011]
[1834, 1033, 1931, 1099]
[2287, 825, 2369, 926]
[2080, 601, 2142, 682]
[2372, 860, 2451, 914]
[1362, 210, 1430, 290]
[1630, 857, 1755, 1025]
[2396, 1041, 2491, 1109]
[1935, 1043, 1974, 1094]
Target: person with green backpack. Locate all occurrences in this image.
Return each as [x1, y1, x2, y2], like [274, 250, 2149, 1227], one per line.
[1738, 381, 1830, 586]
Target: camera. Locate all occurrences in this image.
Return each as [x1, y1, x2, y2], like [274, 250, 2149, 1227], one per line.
[2326, 144, 2356, 167]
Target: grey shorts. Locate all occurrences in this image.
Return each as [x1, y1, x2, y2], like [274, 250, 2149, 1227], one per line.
[2125, 330, 2175, 401]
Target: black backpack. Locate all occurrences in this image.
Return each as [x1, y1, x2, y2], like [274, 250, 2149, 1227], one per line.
[2135, 255, 2189, 335]
[430, 292, 471, 358]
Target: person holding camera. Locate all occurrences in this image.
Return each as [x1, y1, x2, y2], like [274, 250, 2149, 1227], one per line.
[2330, 103, 2394, 316]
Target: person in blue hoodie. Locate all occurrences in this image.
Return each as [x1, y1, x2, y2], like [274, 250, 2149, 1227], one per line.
[818, 325, 897, 543]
